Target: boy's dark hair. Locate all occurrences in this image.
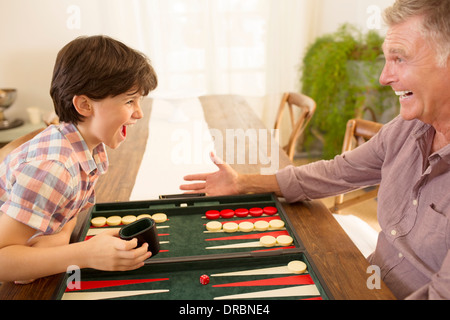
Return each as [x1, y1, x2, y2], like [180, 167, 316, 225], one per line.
[50, 35, 158, 124]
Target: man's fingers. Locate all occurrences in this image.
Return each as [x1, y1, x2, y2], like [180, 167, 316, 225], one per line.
[182, 152, 225, 183]
[210, 151, 224, 165]
[183, 173, 208, 182]
[179, 182, 206, 191]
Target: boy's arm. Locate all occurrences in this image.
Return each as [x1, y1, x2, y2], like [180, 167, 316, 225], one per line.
[27, 216, 78, 248]
[0, 213, 151, 282]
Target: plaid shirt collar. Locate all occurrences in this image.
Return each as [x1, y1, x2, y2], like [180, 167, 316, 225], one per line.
[59, 122, 108, 176]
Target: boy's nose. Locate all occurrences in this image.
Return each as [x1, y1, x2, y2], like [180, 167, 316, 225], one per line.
[133, 101, 144, 120]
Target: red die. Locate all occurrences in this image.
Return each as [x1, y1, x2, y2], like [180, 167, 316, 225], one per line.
[200, 274, 210, 285]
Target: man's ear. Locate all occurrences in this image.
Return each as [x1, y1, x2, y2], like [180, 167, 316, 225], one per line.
[72, 95, 93, 117]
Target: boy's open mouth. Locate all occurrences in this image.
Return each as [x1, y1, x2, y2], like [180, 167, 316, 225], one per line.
[121, 125, 127, 138]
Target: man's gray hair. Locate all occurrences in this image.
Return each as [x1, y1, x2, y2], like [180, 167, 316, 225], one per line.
[384, 0, 450, 67]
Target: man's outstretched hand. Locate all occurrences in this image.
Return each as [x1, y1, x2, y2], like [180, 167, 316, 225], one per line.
[180, 152, 241, 196]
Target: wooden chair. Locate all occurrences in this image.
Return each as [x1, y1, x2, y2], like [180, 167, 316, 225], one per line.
[0, 128, 45, 163]
[274, 92, 316, 161]
[330, 118, 383, 213]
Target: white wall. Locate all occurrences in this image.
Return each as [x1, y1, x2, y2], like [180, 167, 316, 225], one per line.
[0, 0, 107, 120]
[313, 0, 394, 36]
[0, 0, 395, 123]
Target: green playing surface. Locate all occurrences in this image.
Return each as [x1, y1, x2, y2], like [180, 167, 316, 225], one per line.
[59, 194, 332, 300]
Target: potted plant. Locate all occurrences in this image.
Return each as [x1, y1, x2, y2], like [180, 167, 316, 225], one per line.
[299, 24, 398, 159]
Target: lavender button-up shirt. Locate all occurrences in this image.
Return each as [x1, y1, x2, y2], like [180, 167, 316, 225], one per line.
[276, 116, 450, 299]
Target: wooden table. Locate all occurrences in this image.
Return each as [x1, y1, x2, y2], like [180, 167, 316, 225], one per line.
[0, 95, 395, 300]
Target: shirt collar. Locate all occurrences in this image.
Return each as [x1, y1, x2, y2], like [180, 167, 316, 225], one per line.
[437, 144, 450, 165]
[412, 120, 450, 165]
[411, 120, 432, 139]
[59, 122, 108, 175]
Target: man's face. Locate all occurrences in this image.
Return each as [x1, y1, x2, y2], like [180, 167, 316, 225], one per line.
[379, 15, 450, 126]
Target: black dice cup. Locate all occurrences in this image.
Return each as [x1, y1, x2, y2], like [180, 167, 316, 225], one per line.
[119, 218, 160, 256]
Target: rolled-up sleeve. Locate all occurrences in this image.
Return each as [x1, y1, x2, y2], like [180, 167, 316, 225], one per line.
[276, 142, 383, 203]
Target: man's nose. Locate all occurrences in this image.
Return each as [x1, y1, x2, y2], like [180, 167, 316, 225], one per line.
[379, 62, 396, 86]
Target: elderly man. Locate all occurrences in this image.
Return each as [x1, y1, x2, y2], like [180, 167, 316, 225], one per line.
[181, 0, 450, 300]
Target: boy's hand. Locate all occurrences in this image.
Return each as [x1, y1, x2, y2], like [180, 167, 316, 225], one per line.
[84, 228, 152, 271]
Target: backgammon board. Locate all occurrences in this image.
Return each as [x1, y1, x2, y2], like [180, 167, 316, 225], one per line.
[57, 193, 333, 300]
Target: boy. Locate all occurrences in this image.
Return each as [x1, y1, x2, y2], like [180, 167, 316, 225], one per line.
[0, 35, 158, 283]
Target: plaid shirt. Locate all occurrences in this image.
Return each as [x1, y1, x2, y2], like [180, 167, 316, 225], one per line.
[0, 123, 108, 236]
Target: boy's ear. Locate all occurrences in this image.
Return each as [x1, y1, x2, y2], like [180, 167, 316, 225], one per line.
[72, 95, 93, 117]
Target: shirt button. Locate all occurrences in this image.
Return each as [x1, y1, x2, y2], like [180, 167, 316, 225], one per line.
[398, 253, 403, 259]
[412, 199, 418, 206]
[391, 229, 397, 236]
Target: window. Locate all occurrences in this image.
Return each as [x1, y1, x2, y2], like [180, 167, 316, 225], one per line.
[149, 0, 270, 95]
